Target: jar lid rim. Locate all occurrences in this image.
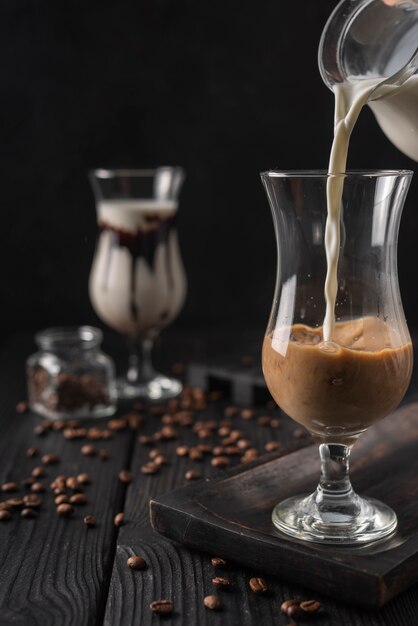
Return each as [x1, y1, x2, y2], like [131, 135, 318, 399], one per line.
[35, 326, 102, 349]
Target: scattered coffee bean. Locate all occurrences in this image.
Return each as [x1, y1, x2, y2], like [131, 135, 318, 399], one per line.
[224, 406, 238, 417]
[87, 427, 102, 440]
[212, 446, 225, 456]
[0, 502, 11, 511]
[212, 576, 231, 589]
[77, 473, 91, 485]
[67, 420, 82, 428]
[108, 418, 127, 431]
[257, 415, 271, 426]
[139, 435, 154, 445]
[150, 600, 174, 615]
[249, 577, 268, 594]
[31, 466, 46, 478]
[270, 418, 282, 428]
[237, 439, 251, 450]
[189, 448, 204, 462]
[55, 495, 70, 505]
[101, 429, 113, 440]
[16, 401, 29, 414]
[83, 515, 96, 527]
[63, 427, 87, 440]
[211, 456, 229, 468]
[0, 510, 11, 521]
[241, 408, 254, 420]
[114, 512, 125, 527]
[149, 404, 165, 416]
[70, 493, 87, 505]
[176, 445, 189, 457]
[280, 599, 300, 615]
[6, 498, 23, 508]
[288, 604, 303, 619]
[1, 482, 18, 493]
[203, 595, 223, 610]
[185, 469, 202, 480]
[26, 447, 38, 458]
[127, 413, 142, 430]
[264, 441, 280, 452]
[81, 444, 97, 457]
[218, 426, 231, 437]
[197, 428, 212, 440]
[42, 453, 60, 465]
[31, 482, 45, 493]
[34, 425, 47, 437]
[149, 449, 161, 460]
[141, 462, 159, 475]
[160, 425, 178, 440]
[154, 454, 169, 467]
[300, 599, 321, 613]
[293, 428, 307, 439]
[66, 476, 80, 490]
[56, 503, 74, 517]
[241, 449, 259, 462]
[197, 444, 212, 454]
[211, 557, 227, 568]
[99, 449, 109, 461]
[52, 420, 66, 431]
[127, 555, 147, 570]
[21, 508, 38, 519]
[23, 494, 41, 508]
[224, 445, 240, 455]
[118, 470, 132, 484]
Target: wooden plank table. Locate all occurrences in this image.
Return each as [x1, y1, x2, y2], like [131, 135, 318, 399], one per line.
[0, 329, 418, 625]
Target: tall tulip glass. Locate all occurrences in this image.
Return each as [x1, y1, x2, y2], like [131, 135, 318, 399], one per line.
[89, 168, 187, 400]
[261, 170, 413, 544]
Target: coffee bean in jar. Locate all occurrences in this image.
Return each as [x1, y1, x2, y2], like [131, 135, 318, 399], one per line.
[26, 327, 117, 419]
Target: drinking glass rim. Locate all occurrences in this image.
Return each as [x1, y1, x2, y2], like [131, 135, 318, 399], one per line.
[260, 169, 413, 178]
[92, 167, 184, 179]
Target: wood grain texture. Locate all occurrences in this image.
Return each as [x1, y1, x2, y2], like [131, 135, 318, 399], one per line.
[0, 338, 135, 625]
[104, 395, 418, 625]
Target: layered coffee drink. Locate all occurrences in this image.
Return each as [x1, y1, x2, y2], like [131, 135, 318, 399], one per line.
[89, 199, 186, 339]
[262, 317, 412, 445]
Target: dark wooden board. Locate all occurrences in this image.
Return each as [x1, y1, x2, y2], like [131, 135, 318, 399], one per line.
[150, 402, 418, 609]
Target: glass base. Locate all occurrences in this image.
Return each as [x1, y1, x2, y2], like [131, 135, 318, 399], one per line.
[116, 374, 182, 401]
[272, 493, 397, 545]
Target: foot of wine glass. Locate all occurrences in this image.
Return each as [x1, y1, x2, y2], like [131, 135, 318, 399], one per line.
[272, 442, 397, 544]
[117, 338, 182, 400]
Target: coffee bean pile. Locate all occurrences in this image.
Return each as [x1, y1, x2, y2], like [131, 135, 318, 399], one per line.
[0, 412, 142, 525]
[132, 387, 309, 481]
[2, 384, 310, 528]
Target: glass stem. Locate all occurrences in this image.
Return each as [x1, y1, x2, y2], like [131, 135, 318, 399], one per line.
[126, 338, 156, 384]
[316, 443, 354, 504]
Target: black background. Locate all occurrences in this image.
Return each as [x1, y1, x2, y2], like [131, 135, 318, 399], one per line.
[1, 0, 417, 342]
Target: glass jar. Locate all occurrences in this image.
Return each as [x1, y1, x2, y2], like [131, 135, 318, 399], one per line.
[26, 326, 117, 419]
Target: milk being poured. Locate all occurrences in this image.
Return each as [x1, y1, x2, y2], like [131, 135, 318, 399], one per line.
[323, 79, 381, 341]
[323, 74, 418, 342]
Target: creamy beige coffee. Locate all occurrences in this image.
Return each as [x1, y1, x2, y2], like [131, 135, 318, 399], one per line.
[262, 317, 412, 444]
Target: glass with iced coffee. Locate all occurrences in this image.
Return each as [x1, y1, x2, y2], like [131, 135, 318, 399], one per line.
[261, 170, 413, 544]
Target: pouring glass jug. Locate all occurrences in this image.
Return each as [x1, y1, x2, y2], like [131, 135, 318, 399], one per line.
[319, 0, 418, 160]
